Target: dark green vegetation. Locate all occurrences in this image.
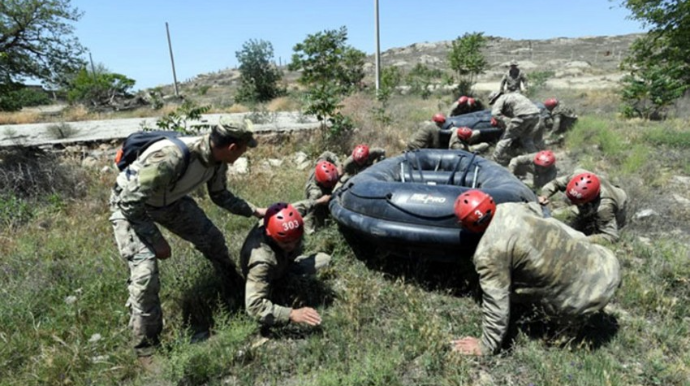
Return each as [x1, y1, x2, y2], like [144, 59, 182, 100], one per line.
[1, 89, 689, 385]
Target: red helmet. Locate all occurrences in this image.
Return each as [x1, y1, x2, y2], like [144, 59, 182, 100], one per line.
[533, 150, 556, 168]
[458, 96, 469, 105]
[456, 127, 473, 142]
[566, 173, 601, 205]
[352, 144, 370, 165]
[432, 113, 446, 123]
[264, 202, 304, 243]
[453, 190, 496, 233]
[315, 161, 340, 188]
[467, 97, 476, 107]
[544, 98, 559, 111]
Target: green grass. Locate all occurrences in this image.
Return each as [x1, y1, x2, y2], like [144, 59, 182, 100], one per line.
[2, 97, 690, 385]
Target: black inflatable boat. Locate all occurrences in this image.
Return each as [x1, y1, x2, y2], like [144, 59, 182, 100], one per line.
[330, 149, 537, 261]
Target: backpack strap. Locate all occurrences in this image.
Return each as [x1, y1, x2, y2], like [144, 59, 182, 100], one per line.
[166, 136, 191, 187]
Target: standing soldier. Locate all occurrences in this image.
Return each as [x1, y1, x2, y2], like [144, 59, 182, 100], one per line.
[450, 190, 621, 356]
[448, 126, 491, 153]
[488, 91, 541, 166]
[241, 199, 332, 327]
[448, 96, 486, 117]
[508, 150, 558, 190]
[109, 123, 267, 361]
[304, 152, 341, 233]
[544, 98, 578, 135]
[341, 144, 386, 184]
[406, 113, 455, 150]
[499, 60, 528, 93]
[539, 169, 628, 243]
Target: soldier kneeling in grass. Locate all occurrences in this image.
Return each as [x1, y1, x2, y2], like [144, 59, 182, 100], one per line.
[240, 199, 331, 327]
[450, 190, 621, 356]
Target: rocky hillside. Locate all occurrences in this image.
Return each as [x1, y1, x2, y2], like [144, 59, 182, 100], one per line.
[176, 33, 641, 100]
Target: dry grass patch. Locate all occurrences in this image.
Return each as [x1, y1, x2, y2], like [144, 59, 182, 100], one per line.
[0, 111, 42, 125]
[267, 96, 300, 111]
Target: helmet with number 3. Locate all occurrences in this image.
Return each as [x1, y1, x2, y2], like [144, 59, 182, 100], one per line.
[453, 190, 496, 233]
[264, 202, 304, 243]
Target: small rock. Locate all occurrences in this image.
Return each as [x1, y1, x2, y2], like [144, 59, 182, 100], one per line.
[81, 156, 99, 169]
[297, 161, 311, 171]
[637, 237, 652, 246]
[672, 175, 690, 186]
[634, 209, 658, 220]
[91, 355, 109, 363]
[89, 333, 102, 343]
[64, 295, 77, 305]
[228, 157, 249, 174]
[268, 158, 283, 167]
[672, 194, 690, 206]
[100, 166, 112, 174]
[293, 151, 308, 165]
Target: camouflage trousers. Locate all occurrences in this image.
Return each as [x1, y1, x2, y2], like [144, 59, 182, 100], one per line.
[109, 193, 241, 356]
[303, 205, 330, 235]
[492, 115, 539, 166]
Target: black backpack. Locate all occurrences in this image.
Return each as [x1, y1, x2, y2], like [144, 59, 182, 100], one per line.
[115, 131, 191, 173]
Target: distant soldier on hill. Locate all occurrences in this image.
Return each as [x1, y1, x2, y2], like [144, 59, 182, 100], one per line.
[448, 96, 485, 117]
[500, 60, 528, 94]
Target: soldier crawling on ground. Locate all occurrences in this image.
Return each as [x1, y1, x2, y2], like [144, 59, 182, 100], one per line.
[450, 190, 621, 356]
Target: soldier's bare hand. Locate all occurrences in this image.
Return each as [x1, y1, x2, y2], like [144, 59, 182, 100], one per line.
[450, 336, 482, 356]
[253, 207, 267, 218]
[316, 195, 331, 205]
[153, 237, 171, 260]
[289, 307, 322, 326]
[538, 196, 549, 206]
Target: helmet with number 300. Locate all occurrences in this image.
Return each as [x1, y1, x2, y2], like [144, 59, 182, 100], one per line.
[264, 202, 304, 243]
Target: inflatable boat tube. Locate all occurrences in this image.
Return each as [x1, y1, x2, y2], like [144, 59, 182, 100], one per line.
[330, 149, 538, 262]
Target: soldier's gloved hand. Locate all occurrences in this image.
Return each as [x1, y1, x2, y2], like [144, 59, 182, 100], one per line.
[290, 307, 322, 326]
[153, 237, 171, 260]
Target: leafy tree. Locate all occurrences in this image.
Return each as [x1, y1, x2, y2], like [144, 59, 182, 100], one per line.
[405, 64, 444, 99]
[447, 32, 488, 96]
[235, 39, 285, 103]
[288, 26, 365, 93]
[0, 0, 86, 87]
[618, 0, 690, 118]
[65, 65, 135, 106]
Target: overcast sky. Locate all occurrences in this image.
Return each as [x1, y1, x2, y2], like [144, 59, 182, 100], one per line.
[68, 0, 645, 90]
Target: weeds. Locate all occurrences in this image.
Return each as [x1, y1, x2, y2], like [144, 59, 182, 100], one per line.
[47, 122, 79, 139]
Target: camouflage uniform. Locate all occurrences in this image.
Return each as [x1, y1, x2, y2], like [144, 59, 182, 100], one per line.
[448, 128, 490, 153]
[406, 122, 442, 151]
[541, 169, 628, 243]
[240, 200, 331, 325]
[304, 151, 340, 233]
[499, 68, 528, 93]
[507, 152, 558, 190]
[474, 202, 621, 355]
[341, 147, 386, 184]
[491, 93, 541, 165]
[548, 102, 578, 135]
[109, 133, 256, 356]
[448, 99, 486, 117]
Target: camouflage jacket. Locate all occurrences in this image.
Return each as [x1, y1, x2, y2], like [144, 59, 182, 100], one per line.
[474, 202, 621, 354]
[305, 151, 341, 200]
[500, 69, 528, 92]
[448, 128, 482, 150]
[550, 102, 578, 132]
[541, 168, 628, 243]
[112, 135, 256, 245]
[240, 199, 316, 325]
[448, 100, 486, 117]
[407, 121, 455, 150]
[507, 152, 558, 190]
[491, 93, 540, 126]
[342, 147, 386, 181]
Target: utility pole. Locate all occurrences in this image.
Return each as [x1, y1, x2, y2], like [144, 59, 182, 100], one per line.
[88, 52, 97, 82]
[166, 22, 179, 97]
[374, 0, 381, 93]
